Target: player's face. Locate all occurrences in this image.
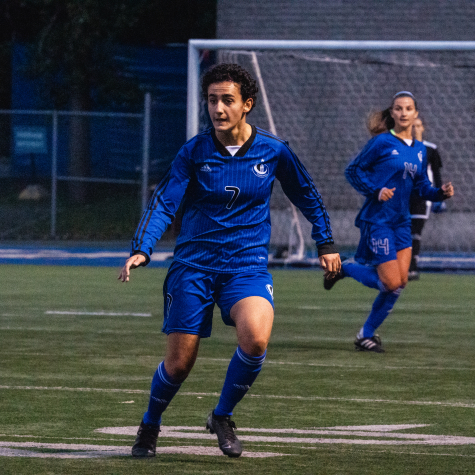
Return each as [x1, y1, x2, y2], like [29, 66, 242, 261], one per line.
[207, 82, 253, 133]
[413, 118, 424, 141]
[390, 97, 418, 132]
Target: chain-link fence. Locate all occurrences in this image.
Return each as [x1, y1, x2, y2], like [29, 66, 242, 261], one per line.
[0, 94, 161, 241]
[188, 41, 475, 260]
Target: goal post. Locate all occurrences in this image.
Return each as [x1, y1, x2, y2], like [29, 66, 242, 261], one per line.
[187, 40, 475, 266]
[187, 40, 475, 139]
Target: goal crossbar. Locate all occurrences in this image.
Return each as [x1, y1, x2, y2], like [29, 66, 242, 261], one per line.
[187, 40, 475, 139]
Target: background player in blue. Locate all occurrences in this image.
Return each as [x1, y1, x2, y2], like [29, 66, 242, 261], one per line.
[324, 91, 454, 353]
[118, 64, 341, 457]
[409, 117, 446, 280]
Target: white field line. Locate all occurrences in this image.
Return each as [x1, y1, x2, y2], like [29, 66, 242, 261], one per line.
[0, 442, 285, 458]
[45, 311, 152, 317]
[297, 303, 474, 312]
[0, 354, 472, 372]
[96, 425, 475, 446]
[1, 385, 474, 409]
[0, 249, 173, 262]
[294, 446, 475, 458]
[2, 424, 475, 459]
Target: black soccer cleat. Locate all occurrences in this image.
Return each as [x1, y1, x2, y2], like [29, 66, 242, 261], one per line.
[131, 420, 160, 458]
[206, 411, 243, 458]
[355, 334, 385, 353]
[323, 269, 344, 290]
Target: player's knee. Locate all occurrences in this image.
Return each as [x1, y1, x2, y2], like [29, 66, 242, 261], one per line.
[240, 338, 268, 357]
[380, 277, 402, 292]
[165, 358, 194, 383]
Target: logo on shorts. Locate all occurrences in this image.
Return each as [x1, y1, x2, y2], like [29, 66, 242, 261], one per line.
[253, 159, 269, 178]
[166, 293, 173, 316]
[266, 284, 274, 300]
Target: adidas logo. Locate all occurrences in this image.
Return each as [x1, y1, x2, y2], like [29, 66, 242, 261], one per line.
[151, 396, 169, 404]
[391, 150, 399, 155]
[233, 384, 250, 391]
[200, 164, 212, 172]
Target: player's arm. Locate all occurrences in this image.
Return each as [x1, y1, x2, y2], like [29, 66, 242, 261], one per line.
[276, 143, 340, 274]
[119, 148, 192, 282]
[345, 137, 382, 199]
[414, 151, 454, 202]
[431, 148, 443, 188]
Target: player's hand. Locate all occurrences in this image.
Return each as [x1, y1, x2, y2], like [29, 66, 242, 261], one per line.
[441, 182, 454, 198]
[319, 253, 341, 279]
[118, 254, 146, 282]
[378, 187, 396, 201]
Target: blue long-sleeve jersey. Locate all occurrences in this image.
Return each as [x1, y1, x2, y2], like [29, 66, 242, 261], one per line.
[131, 126, 335, 272]
[345, 131, 445, 228]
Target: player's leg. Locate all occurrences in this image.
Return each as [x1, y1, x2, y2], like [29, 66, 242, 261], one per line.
[207, 271, 274, 457]
[133, 262, 215, 458]
[355, 247, 411, 351]
[133, 333, 200, 458]
[354, 225, 409, 352]
[143, 333, 200, 426]
[409, 218, 425, 280]
[216, 296, 273, 414]
[324, 222, 386, 292]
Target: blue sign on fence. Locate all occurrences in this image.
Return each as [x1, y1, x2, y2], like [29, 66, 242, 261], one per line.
[14, 126, 48, 155]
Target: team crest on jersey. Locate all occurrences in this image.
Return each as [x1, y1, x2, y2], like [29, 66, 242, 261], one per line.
[252, 159, 269, 178]
[418, 151, 423, 162]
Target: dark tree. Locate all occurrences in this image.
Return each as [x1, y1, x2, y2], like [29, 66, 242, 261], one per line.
[0, 0, 216, 202]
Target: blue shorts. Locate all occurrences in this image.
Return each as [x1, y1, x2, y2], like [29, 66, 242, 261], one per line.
[162, 261, 274, 338]
[355, 222, 412, 266]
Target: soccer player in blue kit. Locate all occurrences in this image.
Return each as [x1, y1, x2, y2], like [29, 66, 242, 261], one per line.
[324, 91, 454, 353]
[119, 63, 341, 457]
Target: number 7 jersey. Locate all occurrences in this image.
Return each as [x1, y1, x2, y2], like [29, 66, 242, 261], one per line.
[131, 125, 335, 272]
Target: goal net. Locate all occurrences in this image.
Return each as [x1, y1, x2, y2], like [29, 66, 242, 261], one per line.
[188, 40, 475, 268]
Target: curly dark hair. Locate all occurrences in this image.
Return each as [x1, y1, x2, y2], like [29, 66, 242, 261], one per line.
[201, 63, 258, 112]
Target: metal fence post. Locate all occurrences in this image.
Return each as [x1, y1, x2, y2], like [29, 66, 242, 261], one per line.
[141, 92, 151, 211]
[50, 110, 58, 238]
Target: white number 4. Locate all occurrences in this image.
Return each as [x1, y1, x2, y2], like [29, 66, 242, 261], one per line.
[372, 238, 389, 255]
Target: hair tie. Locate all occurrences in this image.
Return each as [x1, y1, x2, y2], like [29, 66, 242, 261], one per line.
[393, 91, 415, 100]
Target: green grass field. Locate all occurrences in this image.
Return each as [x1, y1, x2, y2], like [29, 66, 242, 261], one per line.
[1, 264, 474, 474]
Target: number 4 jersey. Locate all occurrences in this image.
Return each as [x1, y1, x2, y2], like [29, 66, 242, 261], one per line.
[131, 125, 335, 273]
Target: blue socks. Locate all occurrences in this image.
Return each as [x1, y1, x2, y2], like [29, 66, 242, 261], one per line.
[342, 260, 386, 292]
[214, 346, 266, 417]
[359, 287, 403, 338]
[142, 347, 266, 425]
[343, 260, 404, 338]
[143, 361, 181, 427]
